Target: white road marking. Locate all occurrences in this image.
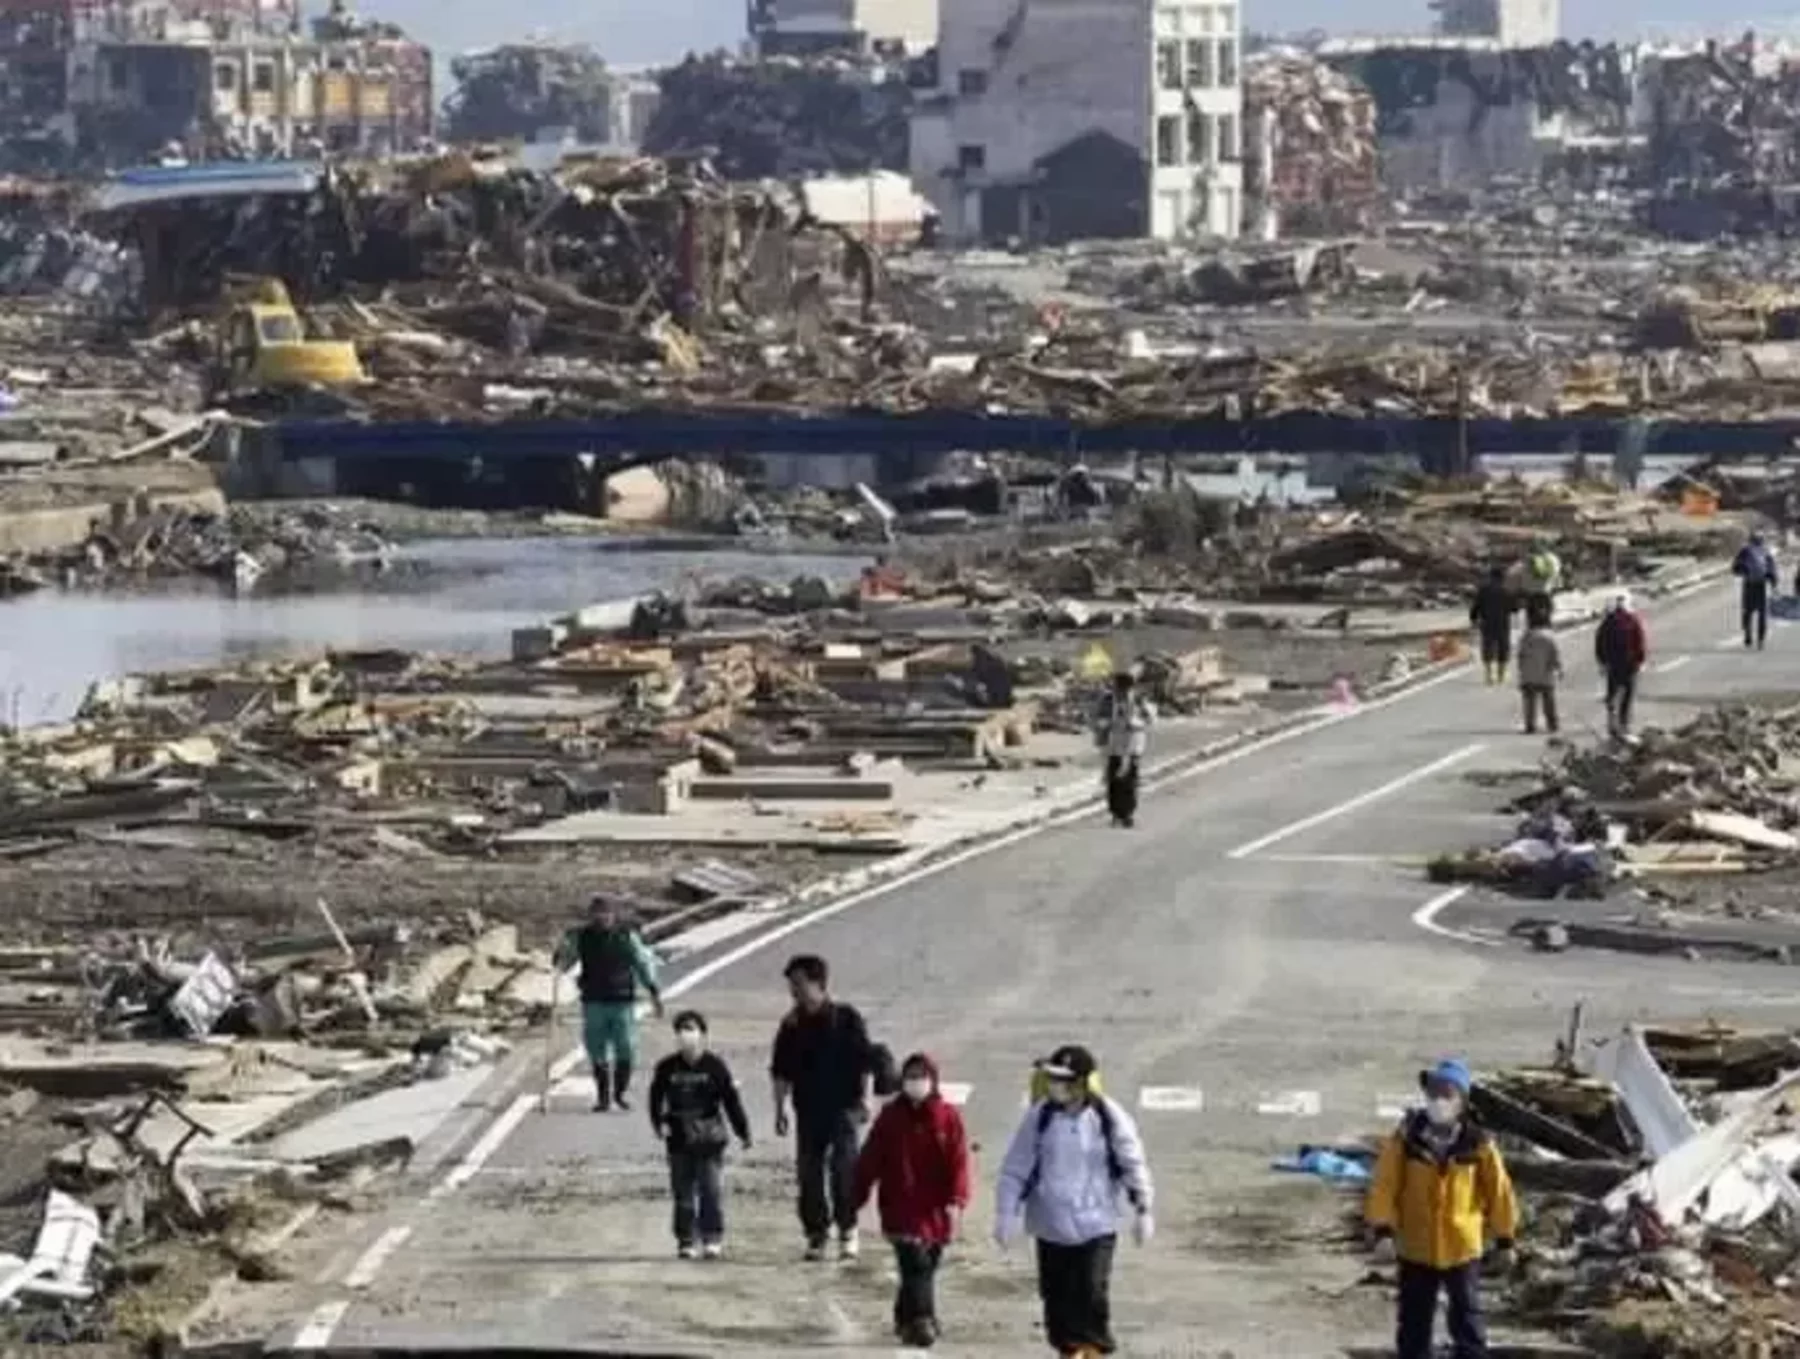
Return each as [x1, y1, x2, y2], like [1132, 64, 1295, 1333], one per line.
[939, 1082, 973, 1106]
[1256, 1090, 1322, 1117]
[1138, 1085, 1205, 1112]
[1410, 886, 1500, 947]
[1717, 632, 1749, 649]
[1226, 742, 1488, 860]
[1253, 852, 1429, 865]
[1656, 654, 1692, 674]
[342, 1226, 412, 1290]
[292, 1301, 350, 1350]
[657, 910, 772, 957]
[428, 1093, 535, 1200]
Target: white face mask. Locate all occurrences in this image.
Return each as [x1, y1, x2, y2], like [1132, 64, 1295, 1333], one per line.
[902, 1077, 932, 1102]
[1425, 1096, 1460, 1127]
[675, 1029, 705, 1055]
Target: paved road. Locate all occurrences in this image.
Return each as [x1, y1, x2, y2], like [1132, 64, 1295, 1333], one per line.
[222, 579, 1800, 1359]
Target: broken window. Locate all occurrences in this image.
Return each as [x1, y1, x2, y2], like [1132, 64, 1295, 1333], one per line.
[1155, 114, 1180, 166]
[1156, 40, 1181, 90]
[1217, 37, 1238, 85]
[253, 62, 276, 94]
[214, 62, 237, 93]
[1186, 37, 1213, 87]
[1217, 112, 1239, 161]
[957, 68, 988, 96]
[1187, 108, 1212, 164]
[957, 143, 986, 172]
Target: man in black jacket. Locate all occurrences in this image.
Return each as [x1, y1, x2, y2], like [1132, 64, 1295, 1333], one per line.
[771, 954, 873, 1261]
[1469, 565, 1516, 685]
[649, 1010, 752, 1260]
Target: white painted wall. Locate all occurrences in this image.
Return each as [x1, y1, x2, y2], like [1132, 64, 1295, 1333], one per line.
[767, 0, 938, 48]
[912, 0, 1242, 241]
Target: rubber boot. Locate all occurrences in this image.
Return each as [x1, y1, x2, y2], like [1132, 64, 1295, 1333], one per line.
[613, 1058, 634, 1112]
[592, 1063, 612, 1113]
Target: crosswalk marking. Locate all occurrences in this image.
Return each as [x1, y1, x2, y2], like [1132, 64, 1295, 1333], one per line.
[1138, 1085, 1205, 1112]
[1255, 1090, 1322, 1117]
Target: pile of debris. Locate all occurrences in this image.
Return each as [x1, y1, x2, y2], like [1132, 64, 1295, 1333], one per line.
[1463, 1016, 1800, 1357]
[1432, 704, 1800, 899]
[1243, 50, 1380, 238]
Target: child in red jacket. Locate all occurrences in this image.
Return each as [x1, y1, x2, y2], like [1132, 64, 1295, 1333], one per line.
[853, 1052, 971, 1349]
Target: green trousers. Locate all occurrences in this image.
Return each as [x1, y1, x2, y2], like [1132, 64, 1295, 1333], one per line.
[581, 1000, 638, 1067]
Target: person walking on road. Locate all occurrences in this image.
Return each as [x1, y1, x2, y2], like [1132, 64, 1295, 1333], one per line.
[1365, 1058, 1519, 1359]
[1094, 670, 1154, 829]
[1734, 530, 1780, 650]
[1594, 592, 1648, 739]
[555, 894, 663, 1112]
[648, 1010, 752, 1260]
[853, 1053, 971, 1348]
[995, 1045, 1154, 1359]
[1516, 613, 1563, 736]
[1469, 565, 1516, 685]
[771, 954, 874, 1261]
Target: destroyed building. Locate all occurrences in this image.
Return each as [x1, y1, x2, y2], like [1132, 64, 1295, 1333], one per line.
[643, 52, 914, 180]
[1432, 0, 1559, 49]
[1242, 49, 1378, 237]
[443, 43, 657, 153]
[911, 0, 1244, 245]
[0, 0, 431, 171]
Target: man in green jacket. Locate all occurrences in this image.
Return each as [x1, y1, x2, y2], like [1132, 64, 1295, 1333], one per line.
[556, 894, 664, 1112]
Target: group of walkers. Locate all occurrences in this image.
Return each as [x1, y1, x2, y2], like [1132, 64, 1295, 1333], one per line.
[561, 898, 1521, 1358]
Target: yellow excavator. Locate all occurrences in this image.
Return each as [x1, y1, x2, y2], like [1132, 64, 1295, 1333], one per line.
[215, 276, 366, 391]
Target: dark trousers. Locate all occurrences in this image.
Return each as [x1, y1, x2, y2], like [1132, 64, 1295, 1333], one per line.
[795, 1113, 860, 1243]
[1604, 669, 1637, 735]
[1036, 1235, 1116, 1354]
[668, 1147, 724, 1246]
[1104, 756, 1140, 825]
[1520, 684, 1558, 734]
[1479, 629, 1511, 667]
[1744, 582, 1771, 647]
[1397, 1260, 1487, 1359]
[892, 1239, 943, 1334]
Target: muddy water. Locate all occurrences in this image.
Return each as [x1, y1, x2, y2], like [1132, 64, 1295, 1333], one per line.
[0, 537, 866, 726]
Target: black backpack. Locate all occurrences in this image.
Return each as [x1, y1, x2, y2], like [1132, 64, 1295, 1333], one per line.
[1021, 1097, 1142, 1210]
[868, 1041, 901, 1098]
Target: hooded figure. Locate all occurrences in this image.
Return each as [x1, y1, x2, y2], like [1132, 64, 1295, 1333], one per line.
[554, 894, 663, 1112]
[853, 1053, 972, 1348]
[995, 1045, 1153, 1358]
[1734, 531, 1778, 650]
[1365, 1058, 1519, 1359]
[1593, 592, 1647, 739]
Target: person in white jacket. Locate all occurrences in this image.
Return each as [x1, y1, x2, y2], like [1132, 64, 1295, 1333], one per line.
[993, 1045, 1154, 1358]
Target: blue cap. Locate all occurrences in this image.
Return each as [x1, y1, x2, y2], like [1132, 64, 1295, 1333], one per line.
[1421, 1058, 1473, 1095]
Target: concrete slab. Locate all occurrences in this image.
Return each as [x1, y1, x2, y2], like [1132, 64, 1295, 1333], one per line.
[268, 1066, 494, 1164]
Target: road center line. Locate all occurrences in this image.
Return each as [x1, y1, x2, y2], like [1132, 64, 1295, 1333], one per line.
[1656, 655, 1692, 674]
[292, 1301, 351, 1351]
[1225, 742, 1487, 860]
[342, 1226, 413, 1290]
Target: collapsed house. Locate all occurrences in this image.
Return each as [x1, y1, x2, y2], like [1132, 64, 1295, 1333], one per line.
[1243, 50, 1380, 237]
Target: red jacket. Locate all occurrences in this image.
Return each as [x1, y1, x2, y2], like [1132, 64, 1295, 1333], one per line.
[852, 1055, 971, 1244]
[1595, 608, 1648, 674]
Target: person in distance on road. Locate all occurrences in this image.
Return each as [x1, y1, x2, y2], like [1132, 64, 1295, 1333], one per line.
[1593, 591, 1648, 739]
[648, 1009, 752, 1260]
[994, 1045, 1153, 1359]
[852, 1052, 971, 1348]
[1733, 529, 1779, 650]
[1515, 611, 1563, 736]
[1094, 670, 1154, 829]
[1468, 564, 1516, 686]
[554, 893, 663, 1113]
[771, 953, 874, 1262]
[1365, 1058, 1519, 1359]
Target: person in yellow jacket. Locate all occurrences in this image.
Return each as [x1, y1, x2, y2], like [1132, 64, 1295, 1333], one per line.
[1364, 1058, 1518, 1359]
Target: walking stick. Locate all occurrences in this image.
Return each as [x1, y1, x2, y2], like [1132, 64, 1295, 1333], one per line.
[540, 964, 560, 1114]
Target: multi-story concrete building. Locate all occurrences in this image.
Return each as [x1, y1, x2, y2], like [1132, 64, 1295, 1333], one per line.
[0, 0, 430, 168]
[909, 0, 1242, 245]
[1432, 0, 1559, 49]
[749, 0, 938, 57]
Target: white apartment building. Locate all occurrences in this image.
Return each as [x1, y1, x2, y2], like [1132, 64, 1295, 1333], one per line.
[753, 0, 939, 55]
[1432, 0, 1560, 48]
[909, 0, 1242, 245]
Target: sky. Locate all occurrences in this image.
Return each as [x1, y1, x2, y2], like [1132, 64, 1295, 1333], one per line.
[363, 0, 1800, 67]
